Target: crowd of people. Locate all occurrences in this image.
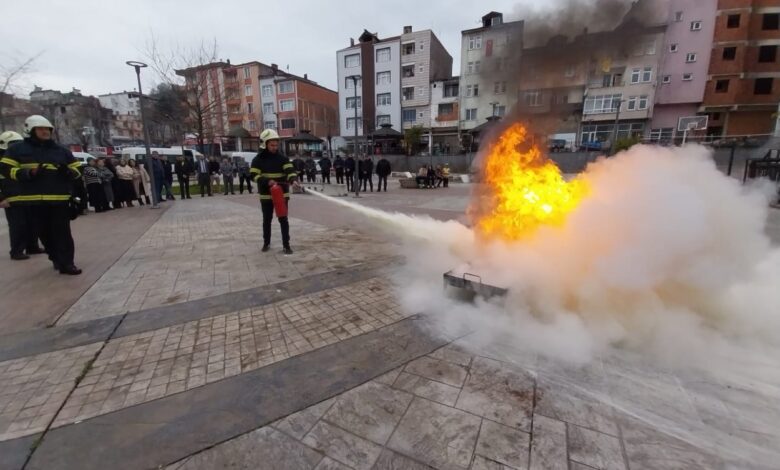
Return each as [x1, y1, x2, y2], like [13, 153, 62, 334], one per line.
[415, 164, 451, 189]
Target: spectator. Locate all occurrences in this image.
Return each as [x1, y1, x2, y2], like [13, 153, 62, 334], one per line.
[319, 155, 332, 184]
[426, 165, 436, 189]
[442, 163, 450, 188]
[208, 156, 220, 194]
[375, 157, 391, 192]
[344, 155, 356, 192]
[237, 159, 253, 194]
[136, 161, 152, 205]
[115, 159, 136, 207]
[195, 154, 212, 197]
[333, 154, 345, 184]
[104, 157, 120, 208]
[84, 157, 109, 212]
[293, 156, 305, 182]
[161, 156, 175, 200]
[359, 156, 374, 192]
[415, 166, 427, 188]
[150, 152, 166, 203]
[97, 158, 115, 209]
[174, 155, 193, 199]
[128, 159, 147, 206]
[305, 157, 317, 183]
[220, 158, 235, 195]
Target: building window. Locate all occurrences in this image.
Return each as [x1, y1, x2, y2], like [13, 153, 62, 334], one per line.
[674, 11, 683, 22]
[649, 128, 674, 142]
[418, 87, 424, 96]
[402, 87, 415, 101]
[638, 95, 648, 110]
[345, 76, 361, 89]
[281, 118, 296, 129]
[279, 99, 295, 111]
[466, 61, 481, 74]
[376, 115, 391, 126]
[243, 66, 251, 79]
[763, 13, 779, 30]
[377, 93, 391, 106]
[345, 117, 360, 130]
[465, 108, 477, 120]
[645, 40, 656, 55]
[723, 47, 737, 60]
[264, 121, 276, 130]
[495, 105, 506, 117]
[686, 53, 697, 63]
[669, 44, 678, 53]
[466, 84, 480, 97]
[345, 53, 360, 68]
[418, 64, 424, 73]
[662, 75, 671, 84]
[262, 103, 274, 114]
[402, 64, 415, 78]
[346, 96, 362, 109]
[438, 103, 454, 115]
[468, 35, 482, 50]
[627, 96, 637, 110]
[715, 79, 729, 93]
[493, 81, 506, 94]
[630, 67, 652, 84]
[249, 120, 256, 130]
[564, 65, 576, 78]
[755, 77, 773, 95]
[727, 14, 740, 28]
[244, 85, 252, 97]
[402, 42, 415, 55]
[690, 21, 702, 31]
[376, 47, 391, 63]
[583, 94, 621, 114]
[402, 109, 416, 122]
[759, 45, 777, 63]
[682, 73, 693, 81]
[247, 102, 253, 114]
[444, 84, 459, 97]
[278, 81, 293, 94]
[261, 85, 273, 97]
[376, 71, 391, 85]
[603, 72, 623, 87]
[525, 90, 542, 107]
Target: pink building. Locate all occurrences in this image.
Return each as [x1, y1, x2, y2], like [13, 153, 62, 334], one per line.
[651, 0, 718, 141]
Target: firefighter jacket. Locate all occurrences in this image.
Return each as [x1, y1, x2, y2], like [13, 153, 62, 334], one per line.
[0, 137, 80, 204]
[250, 149, 297, 200]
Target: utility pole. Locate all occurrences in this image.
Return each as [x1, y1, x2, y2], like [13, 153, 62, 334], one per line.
[610, 97, 622, 155]
[348, 75, 361, 198]
[126, 60, 158, 209]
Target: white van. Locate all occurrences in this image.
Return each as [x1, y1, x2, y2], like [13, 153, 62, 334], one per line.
[225, 151, 256, 165]
[72, 151, 96, 165]
[119, 146, 204, 164]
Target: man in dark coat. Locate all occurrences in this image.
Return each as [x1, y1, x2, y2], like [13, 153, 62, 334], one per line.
[304, 158, 317, 183]
[375, 157, 391, 192]
[319, 155, 332, 184]
[359, 156, 373, 192]
[344, 156, 356, 191]
[333, 155, 344, 184]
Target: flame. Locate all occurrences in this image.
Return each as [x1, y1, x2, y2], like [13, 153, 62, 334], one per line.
[475, 122, 588, 240]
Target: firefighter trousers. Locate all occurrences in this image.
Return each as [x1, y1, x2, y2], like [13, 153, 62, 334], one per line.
[32, 204, 75, 268]
[260, 199, 290, 248]
[4, 206, 39, 257]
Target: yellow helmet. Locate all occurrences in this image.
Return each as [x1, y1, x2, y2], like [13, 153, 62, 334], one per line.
[0, 131, 23, 150]
[24, 115, 54, 135]
[259, 128, 280, 149]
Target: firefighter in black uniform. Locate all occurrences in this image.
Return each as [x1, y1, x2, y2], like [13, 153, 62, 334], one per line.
[250, 129, 299, 255]
[0, 115, 82, 274]
[0, 131, 44, 260]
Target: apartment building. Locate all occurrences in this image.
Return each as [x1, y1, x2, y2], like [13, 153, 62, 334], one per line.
[176, 61, 231, 144]
[430, 77, 460, 152]
[459, 12, 524, 131]
[702, 0, 780, 136]
[97, 91, 143, 145]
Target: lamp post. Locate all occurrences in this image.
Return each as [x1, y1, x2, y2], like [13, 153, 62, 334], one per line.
[126, 60, 158, 209]
[348, 75, 361, 198]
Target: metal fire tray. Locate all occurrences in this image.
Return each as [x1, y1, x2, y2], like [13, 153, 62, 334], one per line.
[443, 269, 509, 300]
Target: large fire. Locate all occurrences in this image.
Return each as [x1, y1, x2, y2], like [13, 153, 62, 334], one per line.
[475, 123, 588, 240]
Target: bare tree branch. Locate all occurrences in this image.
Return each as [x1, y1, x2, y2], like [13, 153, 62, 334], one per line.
[0, 51, 43, 131]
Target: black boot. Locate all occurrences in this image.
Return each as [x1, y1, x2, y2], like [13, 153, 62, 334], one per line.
[261, 244, 270, 253]
[283, 246, 293, 255]
[11, 253, 30, 260]
[59, 265, 82, 275]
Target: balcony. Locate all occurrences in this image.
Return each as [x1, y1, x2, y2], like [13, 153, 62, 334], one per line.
[226, 96, 241, 106]
[224, 79, 239, 89]
[228, 113, 243, 123]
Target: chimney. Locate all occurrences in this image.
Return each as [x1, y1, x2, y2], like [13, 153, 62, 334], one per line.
[226, 58, 231, 65]
[403, 25, 412, 34]
[272, 63, 278, 72]
[350, 38, 355, 46]
[304, 73, 308, 80]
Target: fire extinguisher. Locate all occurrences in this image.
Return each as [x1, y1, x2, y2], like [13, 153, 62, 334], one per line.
[269, 180, 288, 217]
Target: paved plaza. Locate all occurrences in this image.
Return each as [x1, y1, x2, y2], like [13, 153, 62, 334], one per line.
[0, 179, 779, 470]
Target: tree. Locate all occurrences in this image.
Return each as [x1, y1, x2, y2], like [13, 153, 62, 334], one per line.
[146, 83, 188, 145]
[0, 51, 42, 131]
[404, 126, 424, 155]
[144, 36, 226, 155]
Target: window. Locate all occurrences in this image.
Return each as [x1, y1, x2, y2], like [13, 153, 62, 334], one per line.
[642, 67, 652, 82]
[345, 117, 360, 130]
[247, 102, 253, 114]
[466, 61, 481, 74]
[444, 84, 459, 97]
[344, 54, 360, 68]
[261, 85, 273, 97]
[675, 11, 683, 22]
[243, 66, 251, 79]
[377, 93, 391, 106]
[402, 42, 415, 55]
[438, 103, 454, 115]
[345, 76, 361, 89]
[649, 128, 674, 142]
[583, 94, 622, 114]
[376, 115, 391, 126]
[603, 72, 623, 87]
[759, 45, 777, 63]
[686, 53, 697, 63]
[402, 64, 415, 78]
[626, 96, 637, 110]
[638, 95, 648, 110]
[690, 21, 702, 31]
[402, 87, 414, 100]
[723, 47, 737, 60]
[418, 65, 424, 73]
[281, 118, 296, 129]
[264, 121, 276, 130]
[418, 87, 424, 96]
[60, 106, 66, 114]
[402, 109, 416, 122]
[376, 71, 391, 85]
[715, 79, 730, 93]
[564, 65, 576, 78]
[662, 75, 671, 84]
[525, 90, 542, 107]
[248, 120, 256, 130]
[727, 14, 740, 28]
[670, 44, 678, 53]
[468, 35, 482, 50]
[645, 40, 656, 55]
[554, 93, 569, 105]
[682, 73, 693, 81]
[279, 99, 295, 111]
[376, 47, 391, 63]
[630, 67, 652, 84]
[346, 96, 362, 109]
[495, 105, 506, 117]
[244, 85, 252, 97]
[494, 81, 506, 94]
[763, 13, 779, 30]
[278, 81, 293, 94]
[465, 108, 477, 120]
[755, 77, 773, 95]
[466, 84, 479, 97]
[262, 103, 274, 114]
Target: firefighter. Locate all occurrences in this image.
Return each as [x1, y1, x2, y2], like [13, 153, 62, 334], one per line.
[0, 115, 82, 274]
[0, 131, 44, 260]
[250, 129, 299, 255]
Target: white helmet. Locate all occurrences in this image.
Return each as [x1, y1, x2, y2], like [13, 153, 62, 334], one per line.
[259, 128, 280, 149]
[24, 115, 54, 135]
[0, 131, 23, 150]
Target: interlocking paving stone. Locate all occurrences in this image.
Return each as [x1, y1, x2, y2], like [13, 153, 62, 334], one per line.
[392, 371, 462, 406]
[455, 357, 535, 432]
[427, 343, 474, 367]
[273, 397, 337, 440]
[471, 455, 518, 470]
[529, 415, 567, 470]
[26, 316, 448, 470]
[535, 377, 618, 437]
[568, 423, 626, 470]
[303, 420, 383, 470]
[373, 367, 403, 386]
[373, 449, 434, 470]
[0, 343, 101, 441]
[313, 456, 354, 470]
[321, 381, 413, 445]
[387, 397, 482, 470]
[403, 355, 469, 388]
[475, 419, 531, 469]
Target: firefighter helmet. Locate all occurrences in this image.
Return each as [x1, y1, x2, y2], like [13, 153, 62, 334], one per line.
[259, 128, 280, 148]
[24, 115, 54, 134]
[0, 131, 23, 150]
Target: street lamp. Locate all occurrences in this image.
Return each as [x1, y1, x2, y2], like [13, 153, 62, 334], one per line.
[347, 74, 361, 198]
[126, 60, 158, 209]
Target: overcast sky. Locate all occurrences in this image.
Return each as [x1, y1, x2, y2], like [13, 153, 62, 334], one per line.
[2, 0, 548, 97]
